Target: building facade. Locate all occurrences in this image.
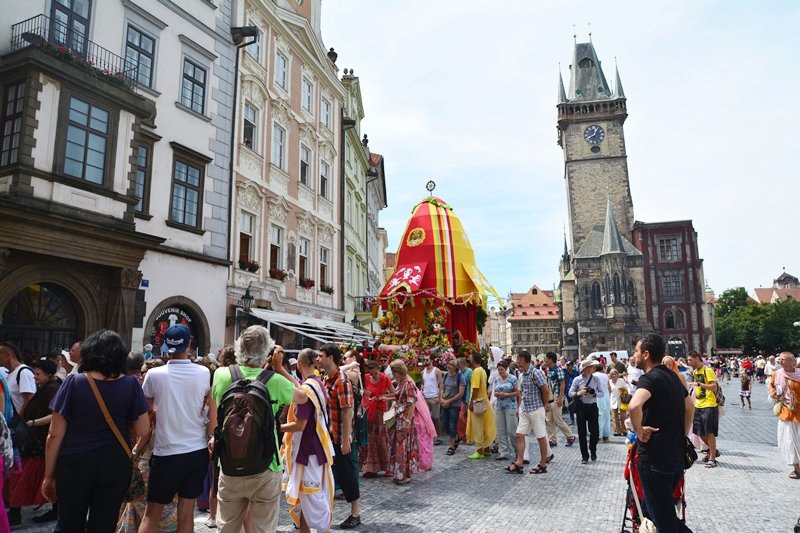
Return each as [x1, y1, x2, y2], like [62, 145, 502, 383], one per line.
[508, 286, 561, 356]
[753, 271, 800, 303]
[226, 0, 383, 350]
[557, 41, 652, 360]
[632, 220, 709, 357]
[0, 0, 236, 355]
[556, 40, 710, 359]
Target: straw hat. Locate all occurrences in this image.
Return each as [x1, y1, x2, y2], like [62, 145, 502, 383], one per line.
[579, 356, 602, 371]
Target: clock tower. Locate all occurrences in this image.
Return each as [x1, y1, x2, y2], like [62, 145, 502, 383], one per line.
[557, 41, 634, 255]
[556, 41, 653, 360]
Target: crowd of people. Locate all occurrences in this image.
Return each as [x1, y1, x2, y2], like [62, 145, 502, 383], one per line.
[0, 329, 798, 532]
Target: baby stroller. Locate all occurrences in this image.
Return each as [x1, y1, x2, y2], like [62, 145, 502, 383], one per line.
[620, 441, 686, 533]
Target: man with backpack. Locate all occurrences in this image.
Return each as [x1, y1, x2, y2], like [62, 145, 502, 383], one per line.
[210, 325, 307, 533]
[140, 324, 216, 533]
[0, 341, 35, 418]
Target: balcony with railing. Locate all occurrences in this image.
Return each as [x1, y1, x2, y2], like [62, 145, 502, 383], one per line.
[9, 14, 137, 90]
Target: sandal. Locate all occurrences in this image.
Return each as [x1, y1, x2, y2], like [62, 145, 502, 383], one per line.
[446, 446, 456, 456]
[790, 471, 800, 479]
[530, 464, 547, 474]
[705, 460, 718, 468]
[505, 463, 524, 474]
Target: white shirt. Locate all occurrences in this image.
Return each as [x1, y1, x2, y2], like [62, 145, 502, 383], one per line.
[488, 347, 503, 371]
[765, 362, 780, 376]
[384, 365, 393, 380]
[593, 371, 609, 399]
[142, 359, 210, 456]
[7, 365, 36, 414]
[626, 365, 644, 394]
[422, 367, 440, 399]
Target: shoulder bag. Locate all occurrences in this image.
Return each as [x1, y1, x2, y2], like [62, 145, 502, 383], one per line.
[86, 374, 146, 502]
[353, 372, 369, 447]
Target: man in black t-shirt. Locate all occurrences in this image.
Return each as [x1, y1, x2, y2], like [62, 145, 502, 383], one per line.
[628, 334, 695, 533]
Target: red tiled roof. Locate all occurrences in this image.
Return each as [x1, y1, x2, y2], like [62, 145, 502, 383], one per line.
[507, 285, 560, 321]
[752, 287, 800, 303]
[753, 288, 773, 303]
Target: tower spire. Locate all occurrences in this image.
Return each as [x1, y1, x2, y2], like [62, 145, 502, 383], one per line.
[600, 196, 625, 255]
[568, 40, 612, 102]
[558, 67, 568, 103]
[615, 63, 625, 99]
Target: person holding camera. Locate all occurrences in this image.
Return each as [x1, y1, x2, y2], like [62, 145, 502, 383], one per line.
[569, 357, 602, 464]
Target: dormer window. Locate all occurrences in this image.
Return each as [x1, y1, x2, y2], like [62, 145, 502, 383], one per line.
[578, 57, 594, 68]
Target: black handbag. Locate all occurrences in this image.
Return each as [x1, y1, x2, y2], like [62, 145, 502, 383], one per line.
[9, 410, 32, 450]
[683, 437, 698, 470]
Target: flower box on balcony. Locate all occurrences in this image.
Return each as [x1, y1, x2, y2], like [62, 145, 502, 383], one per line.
[238, 259, 260, 273]
[320, 284, 334, 295]
[298, 277, 315, 289]
[268, 267, 287, 281]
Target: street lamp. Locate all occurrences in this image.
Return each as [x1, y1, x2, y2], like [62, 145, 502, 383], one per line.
[226, 286, 255, 337]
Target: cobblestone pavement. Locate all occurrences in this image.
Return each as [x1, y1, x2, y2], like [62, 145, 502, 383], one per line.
[14, 378, 800, 532]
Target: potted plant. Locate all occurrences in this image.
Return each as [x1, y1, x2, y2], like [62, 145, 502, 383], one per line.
[298, 277, 315, 289]
[238, 259, 260, 273]
[268, 267, 287, 281]
[320, 284, 334, 295]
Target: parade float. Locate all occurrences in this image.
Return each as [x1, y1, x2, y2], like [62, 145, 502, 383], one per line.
[372, 183, 503, 373]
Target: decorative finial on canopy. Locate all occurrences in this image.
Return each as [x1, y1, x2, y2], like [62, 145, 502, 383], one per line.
[426, 180, 436, 193]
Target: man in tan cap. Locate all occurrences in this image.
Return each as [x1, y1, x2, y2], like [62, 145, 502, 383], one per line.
[568, 356, 602, 464]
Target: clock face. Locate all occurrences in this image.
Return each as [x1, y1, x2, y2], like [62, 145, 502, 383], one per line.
[566, 327, 575, 335]
[583, 125, 605, 144]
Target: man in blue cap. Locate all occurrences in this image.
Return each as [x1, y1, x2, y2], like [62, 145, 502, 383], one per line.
[140, 324, 217, 533]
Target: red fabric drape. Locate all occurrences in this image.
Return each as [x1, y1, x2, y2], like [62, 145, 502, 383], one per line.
[450, 305, 478, 345]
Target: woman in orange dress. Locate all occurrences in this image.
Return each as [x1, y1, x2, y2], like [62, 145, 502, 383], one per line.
[768, 352, 800, 479]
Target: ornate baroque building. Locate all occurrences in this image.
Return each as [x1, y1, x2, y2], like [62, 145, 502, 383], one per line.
[557, 40, 709, 359]
[508, 286, 561, 356]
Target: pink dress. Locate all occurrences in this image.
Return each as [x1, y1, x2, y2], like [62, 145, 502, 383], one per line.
[414, 387, 437, 471]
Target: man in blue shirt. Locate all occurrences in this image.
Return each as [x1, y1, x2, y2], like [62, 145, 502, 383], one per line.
[543, 352, 575, 447]
[457, 357, 473, 444]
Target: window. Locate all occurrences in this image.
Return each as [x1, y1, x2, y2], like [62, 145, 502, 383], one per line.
[181, 59, 206, 114]
[1, 82, 25, 166]
[170, 158, 203, 227]
[346, 257, 353, 294]
[269, 225, 283, 269]
[239, 211, 254, 263]
[319, 246, 330, 286]
[665, 310, 675, 329]
[125, 26, 155, 87]
[246, 24, 261, 61]
[274, 51, 288, 89]
[50, 0, 91, 55]
[321, 97, 331, 129]
[271, 123, 285, 168]
[345, 191, 351, 225]
[134, 142, 151, 214]
[243, 103, 257, 150]
[64, 96, 109, 184]
[301, 78, 313, 113]
[320, 160, 329, 198]
[591, 282, 602, 310]
[662, 272, 683, 298]
[613, 272, 621, 304]
[299, 144, 310, 185]
[658, 237, 679, 262]
[298, 238, 310, 278]
[675, 310, 686, 329]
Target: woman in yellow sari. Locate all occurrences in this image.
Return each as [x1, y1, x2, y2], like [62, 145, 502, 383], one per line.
[466, 352, 496, 459]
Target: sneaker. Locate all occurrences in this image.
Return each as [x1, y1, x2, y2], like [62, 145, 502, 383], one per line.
[590, 453, 597, 461]
[434, 438, 444, 446]
[205, 518, 217, 528]
[548, 441, 557, 447]
[468, 451, 485, 460]
[602, 437, 610, 443]
[340, 515, 361, 529]
[565, 436, 575, 447]
[581, 458, 589, 465]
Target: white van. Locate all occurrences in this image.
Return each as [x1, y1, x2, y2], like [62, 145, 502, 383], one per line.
[589, 350, 629, 362]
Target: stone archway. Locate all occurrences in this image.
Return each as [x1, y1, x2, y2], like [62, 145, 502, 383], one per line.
[143, 295, 210, 357]
[0, 264, 103, 345]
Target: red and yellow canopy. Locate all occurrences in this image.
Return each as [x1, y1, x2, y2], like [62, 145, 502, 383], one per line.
[379, 196, 502, 307]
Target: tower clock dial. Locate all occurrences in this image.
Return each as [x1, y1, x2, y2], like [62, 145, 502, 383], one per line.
[583, 125, 605, 144]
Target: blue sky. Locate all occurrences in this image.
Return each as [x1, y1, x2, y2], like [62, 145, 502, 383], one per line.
[321, 1, 800, 304]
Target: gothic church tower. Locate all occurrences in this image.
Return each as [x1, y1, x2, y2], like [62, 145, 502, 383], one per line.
[556, 41, 652, 360]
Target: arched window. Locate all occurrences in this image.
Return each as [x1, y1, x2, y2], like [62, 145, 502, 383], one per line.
[613, 273, 621, 304]
[665, 310, 675, 329]
[675, 310, 686, 329]
[604, 275, 610, 305]
[591, 282, 602, 310]
[628, 280, 636, 305]
[578, 57, 594, 68]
